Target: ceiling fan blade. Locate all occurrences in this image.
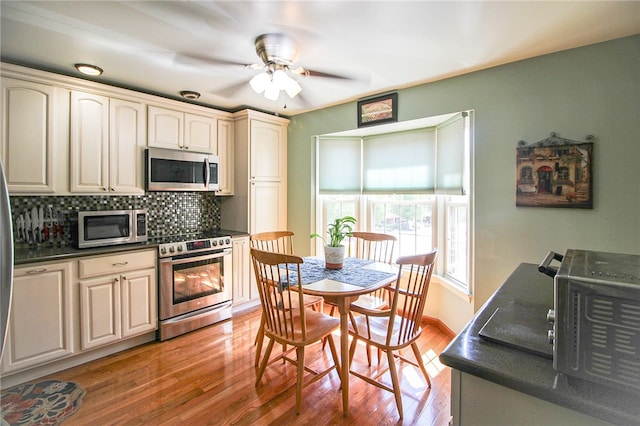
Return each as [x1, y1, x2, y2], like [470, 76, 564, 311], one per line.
[210, 80, 251, 98]
[174, 52, 249, 68]
[290, 65, 356, 81]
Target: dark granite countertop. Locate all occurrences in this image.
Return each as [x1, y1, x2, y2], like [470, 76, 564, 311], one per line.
[439, 263, 639, 426]
[14, 228, 249, 265]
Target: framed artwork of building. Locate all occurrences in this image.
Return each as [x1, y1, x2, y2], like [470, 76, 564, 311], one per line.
[516, 133, 594, 209]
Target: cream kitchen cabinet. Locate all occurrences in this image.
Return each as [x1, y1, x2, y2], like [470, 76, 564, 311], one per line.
[217, 118, 234, 195]
[147, 105, 217, 153]
[220, 109, 289, 234]
[2, 261, 74, 374]
[70, 91, 145, 194]
[0, 77, 69, 194]
[78, 249, 157, 350]
[231, 236, 257, 308]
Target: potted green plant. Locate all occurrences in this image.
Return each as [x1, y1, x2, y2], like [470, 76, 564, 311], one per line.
[310, 215, 357, 269]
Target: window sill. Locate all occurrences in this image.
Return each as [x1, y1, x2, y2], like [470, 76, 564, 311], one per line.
[431, 274, 473, 303]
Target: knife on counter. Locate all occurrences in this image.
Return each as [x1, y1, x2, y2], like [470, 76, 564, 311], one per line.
[31, 207, 38, 243]
[39, 206, 44, 242]
[25, 210, 31, 243]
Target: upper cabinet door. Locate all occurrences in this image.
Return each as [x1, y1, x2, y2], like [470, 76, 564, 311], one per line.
[250, 119, 284, 181]
[147, 106, 184, 150]
[184, 113, 216, 154]
[70, 91, 110, 193]
[217, 118, 234, 195]
[0, 78, 56, 193]
[109, 98, 145, 194]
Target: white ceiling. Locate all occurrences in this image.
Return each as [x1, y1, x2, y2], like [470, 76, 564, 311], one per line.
[1, 1, 639, 116]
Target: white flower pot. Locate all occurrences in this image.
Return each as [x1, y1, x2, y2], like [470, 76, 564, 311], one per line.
[324, 245, 345, 269]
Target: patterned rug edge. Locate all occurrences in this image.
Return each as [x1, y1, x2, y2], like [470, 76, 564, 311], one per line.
[1, 380, 86, 425]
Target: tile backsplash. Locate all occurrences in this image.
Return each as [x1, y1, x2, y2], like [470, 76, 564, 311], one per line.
[9, 192, 221, 248]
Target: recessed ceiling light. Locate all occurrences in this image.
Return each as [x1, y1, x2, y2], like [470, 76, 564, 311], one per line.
[180, 90, 201, 100]
[75, 63, 103, 76]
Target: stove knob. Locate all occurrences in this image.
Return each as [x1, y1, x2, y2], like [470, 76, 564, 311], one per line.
[169, 246, 175, 253]
[547, 329, 555, 344]
[546, 309, 556, 323]
[212, 240, 218, 246]
[225, 238, 231, 245]
[177, 246, 183, 252]
[160, 247, 166, 255]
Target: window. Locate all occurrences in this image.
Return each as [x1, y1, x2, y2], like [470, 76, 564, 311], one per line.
[315, 111, 473, 294]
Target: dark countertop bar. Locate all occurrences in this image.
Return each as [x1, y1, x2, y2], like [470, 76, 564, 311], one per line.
[439, 263, 639, 426]
[14, 228, 249, 265]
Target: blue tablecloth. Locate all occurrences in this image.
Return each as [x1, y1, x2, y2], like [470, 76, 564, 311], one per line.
[284, 257, 396, 288]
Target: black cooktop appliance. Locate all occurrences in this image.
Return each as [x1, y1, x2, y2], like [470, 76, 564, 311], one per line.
[156, 231, 233, 341]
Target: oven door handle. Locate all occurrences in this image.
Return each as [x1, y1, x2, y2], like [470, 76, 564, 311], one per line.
[160, 248, 231, 265]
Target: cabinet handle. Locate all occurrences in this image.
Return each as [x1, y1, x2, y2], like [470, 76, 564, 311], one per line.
[113, 261, 129, 266]
[26, 268, 47, 274]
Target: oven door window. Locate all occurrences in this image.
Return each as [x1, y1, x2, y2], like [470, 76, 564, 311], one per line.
[172, 257, 224, 304]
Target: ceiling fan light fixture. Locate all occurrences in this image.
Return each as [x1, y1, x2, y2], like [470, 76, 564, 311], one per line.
[283, 78, 302, 99]
[250, 72, 270, 94]
[264, 83, 280, 101]
[74, 63, 103, 76]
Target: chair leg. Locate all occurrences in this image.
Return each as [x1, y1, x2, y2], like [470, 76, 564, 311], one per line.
[386, 349, 404, 419]
[254, 318, 265, 367]
[255, 337, 275, 386]
[325, 333, 342, 381]
[296, 346, 305, 414]
[411, 342, 432, 388]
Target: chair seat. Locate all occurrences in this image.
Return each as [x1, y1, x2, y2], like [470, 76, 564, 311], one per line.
[349, 313, 421, 349]
[267, 307, 340, 345]
[351, 294, 388, 311]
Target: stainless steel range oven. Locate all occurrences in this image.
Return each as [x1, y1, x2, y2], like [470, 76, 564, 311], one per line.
[158, 234, 233, 341]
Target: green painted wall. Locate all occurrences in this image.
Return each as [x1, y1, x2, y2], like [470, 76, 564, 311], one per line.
[287, 35, 640, 324]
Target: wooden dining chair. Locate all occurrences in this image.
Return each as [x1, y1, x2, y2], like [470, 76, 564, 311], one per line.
[250, 231, 324, 367]
[347, 249, 438, 419]
[250, 248, 342, 415]
[325, 232, 397, 364]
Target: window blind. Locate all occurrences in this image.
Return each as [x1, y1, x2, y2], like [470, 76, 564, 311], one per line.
[317, 137, 361, 194]
[435, 112, 467, 194]
[363, 129, 436, 193]
[317, 111, 469, 195]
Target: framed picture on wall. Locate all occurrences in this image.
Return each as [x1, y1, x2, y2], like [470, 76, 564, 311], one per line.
[516, 133, 594, 209]
[357, 93, 398, 127]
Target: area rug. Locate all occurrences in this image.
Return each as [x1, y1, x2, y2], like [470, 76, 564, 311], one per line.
[1, 380, 86, 425]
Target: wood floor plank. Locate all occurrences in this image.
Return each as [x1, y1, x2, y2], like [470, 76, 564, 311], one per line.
[32, 307, 452, 425]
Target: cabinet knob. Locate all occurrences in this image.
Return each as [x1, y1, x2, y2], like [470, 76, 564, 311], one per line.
[102, 187, 108, 191]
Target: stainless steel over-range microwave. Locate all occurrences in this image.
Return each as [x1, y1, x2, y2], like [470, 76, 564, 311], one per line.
[145, 148, 219, 192]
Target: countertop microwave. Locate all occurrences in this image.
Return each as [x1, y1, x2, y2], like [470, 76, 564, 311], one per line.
[72, 209, 148, 249]
[145, 148, 219, 192]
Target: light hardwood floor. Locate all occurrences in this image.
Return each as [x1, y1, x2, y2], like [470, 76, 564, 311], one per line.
[44, 307, 453, 425]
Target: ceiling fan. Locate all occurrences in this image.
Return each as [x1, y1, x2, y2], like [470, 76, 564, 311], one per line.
[175, 32, 355, 102]
[246, 33, 356, 101]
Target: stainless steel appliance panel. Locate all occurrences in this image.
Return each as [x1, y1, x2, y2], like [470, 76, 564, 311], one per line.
[552, 249, 640, 393]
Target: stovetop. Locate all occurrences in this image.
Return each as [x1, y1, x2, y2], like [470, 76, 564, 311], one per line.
[149, 229, 231, 245]
[152, 230, 233, 258]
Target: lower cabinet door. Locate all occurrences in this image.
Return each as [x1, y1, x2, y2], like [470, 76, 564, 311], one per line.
[121, 268, 157, 338]
[2, 262, 74, 373]
[80, 275, 122, 350]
